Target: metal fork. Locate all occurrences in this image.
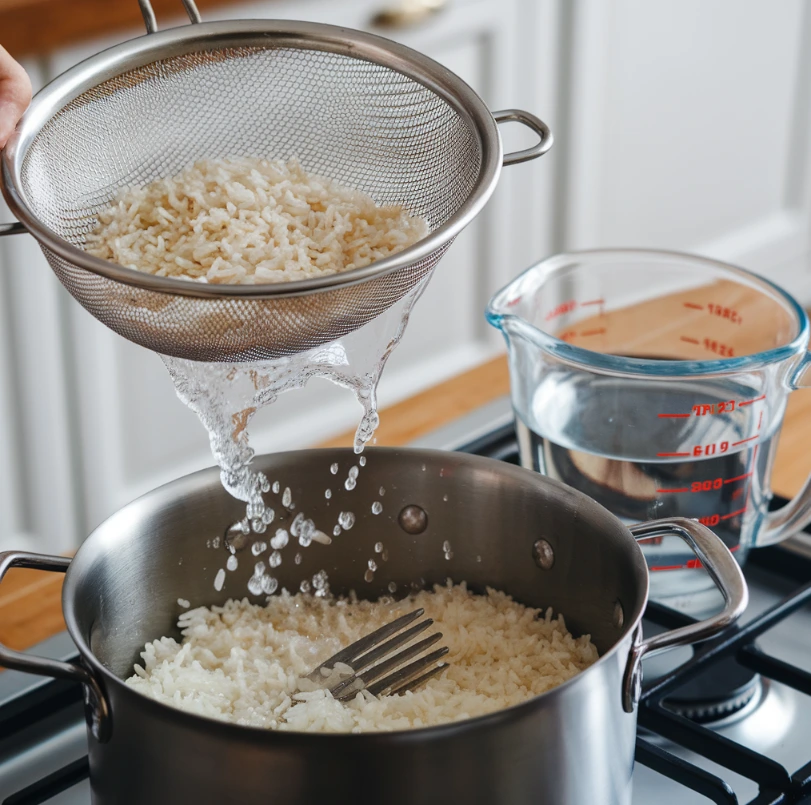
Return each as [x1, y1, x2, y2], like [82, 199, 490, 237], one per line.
[306, 609, 449, 701]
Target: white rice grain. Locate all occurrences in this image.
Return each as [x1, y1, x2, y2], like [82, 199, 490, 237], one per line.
[85, 157, 429, 285]
[125, 583, 598, 733]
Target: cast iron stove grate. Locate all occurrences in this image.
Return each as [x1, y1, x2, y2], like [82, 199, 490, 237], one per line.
[4, 424, 811, 805]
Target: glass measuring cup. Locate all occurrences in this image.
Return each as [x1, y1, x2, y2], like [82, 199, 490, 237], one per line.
[487, 249, 811, 598]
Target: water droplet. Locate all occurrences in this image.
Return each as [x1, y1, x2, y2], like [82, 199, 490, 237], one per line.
[261, 575, 278, 595]
[443, 494, 448, 502]
[421, 464, 426, 472]
[212, 536, 221, 549]
[260, 476, 271, 493]
[442, 540, 451, 552]
[344, 476, 357, 491]
[368, 559, 377, 571]
[294, 552, 302, 565]
[381, 549, 389, 562]
[254, 561, 266, 575]
[247, 576, 263, 595]
[214, 568, 225, 591]
[330, 463, 339, 475]
[379, 486, 386, 497]
[300, 580, 311, 594]
[333, 525, 342, 537]
[338, 511, 355, 530]
[364, 569, 375, 583]
[372, 501, 383, 515]
[226, 555, 238, 571]
[271, 529, 289, 550]
[476, 555, 482, 563]
[388, 581, 397, 594]
[359, 455, 367, 467]
[313, 570, 329, 590]
[444, 551, 454, 560]
[251, 541, 267, 556]
[272, 481, 280, 494]
[262, 508, 275, 524]
[325, 489, 332, 499]
[290, 512, 304, 537]
[269, 551, 282, 568]
[282, 487, 292, 507]
[252, 519, 267, 534]
[374, 541, 383, 553]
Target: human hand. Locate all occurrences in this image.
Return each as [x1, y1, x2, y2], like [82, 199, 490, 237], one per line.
[0, 45, 32, 149]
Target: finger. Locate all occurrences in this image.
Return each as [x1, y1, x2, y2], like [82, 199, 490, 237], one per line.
[0, 45, 33, 149]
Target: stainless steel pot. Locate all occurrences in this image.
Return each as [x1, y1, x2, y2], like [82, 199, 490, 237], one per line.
[0, 448, 747, 805]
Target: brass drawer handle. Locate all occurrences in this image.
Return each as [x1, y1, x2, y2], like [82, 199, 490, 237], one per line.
[371, 0, 449, 29]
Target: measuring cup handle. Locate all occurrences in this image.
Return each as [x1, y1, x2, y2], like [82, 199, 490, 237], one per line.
[622, 518, 748, 713]
[0, 551, 111, 742]
[138, 0, 201, 34]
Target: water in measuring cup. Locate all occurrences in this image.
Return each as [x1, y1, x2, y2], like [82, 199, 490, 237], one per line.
[515, 370, 778, 598]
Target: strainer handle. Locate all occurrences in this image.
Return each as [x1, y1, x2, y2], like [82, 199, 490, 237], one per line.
[493, 109, 554, 166]
[0, 222, 26, 237]
[138, 0, 201, 34]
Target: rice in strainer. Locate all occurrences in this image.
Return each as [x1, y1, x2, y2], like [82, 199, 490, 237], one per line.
[84, 157, 429, 284]
[125, 583, 599, 733]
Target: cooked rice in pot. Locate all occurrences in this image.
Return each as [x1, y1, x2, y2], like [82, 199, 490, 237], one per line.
[85, 157, 429, 285]
[126, 582, 599, 733]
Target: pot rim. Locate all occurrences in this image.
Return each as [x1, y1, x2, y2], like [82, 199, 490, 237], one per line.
[62, 447, 650, 741]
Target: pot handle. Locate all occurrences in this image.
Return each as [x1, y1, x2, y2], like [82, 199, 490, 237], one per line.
[622, 519, 748, 713]
[493, 110, 553, 166]
[0, 551, 111, 741]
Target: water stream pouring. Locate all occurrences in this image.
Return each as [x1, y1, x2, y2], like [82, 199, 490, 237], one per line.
[0, 0, 551, 361]
[488, 249, 811, 599]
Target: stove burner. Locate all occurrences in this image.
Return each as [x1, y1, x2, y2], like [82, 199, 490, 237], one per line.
[664, 656, 761, 725]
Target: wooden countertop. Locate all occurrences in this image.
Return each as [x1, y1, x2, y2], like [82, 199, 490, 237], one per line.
[0, 0, 246, 60]
[2, 354, 810, 655]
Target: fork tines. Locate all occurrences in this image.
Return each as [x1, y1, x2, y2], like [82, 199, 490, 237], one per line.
[307, 609, 449, 701]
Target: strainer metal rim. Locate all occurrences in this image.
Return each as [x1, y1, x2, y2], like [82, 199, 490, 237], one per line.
[0, 19, 502, 300]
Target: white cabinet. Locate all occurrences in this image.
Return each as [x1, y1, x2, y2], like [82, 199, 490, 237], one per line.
[561, 0, 811, 300]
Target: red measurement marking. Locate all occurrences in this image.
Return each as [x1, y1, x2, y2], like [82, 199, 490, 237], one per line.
[693, 401, 735, 416]
[545, 300, 576, 322]
[651, 563, 688, 571]
[684, 302, 704, 310]
[757, 411, 763, 431]
[724, 471, 753, 484]
[699, 514, 720, 527]
[580, 298, 605, 306]
[658, 413, 691, 419]
[707, 303, 742, 325]
[580, 327, 606, 337]
[657, 452, 691, 457]
[506, 296, 522, 307]
[730, 545, 741, 553]
[693, 441, 729, 457]
[680, 336, 700, 344]
[731, 435, 758, 447]
[739, 395, 766, 407]
[691, 478, 723, 493]
[721, 506, 747, 521]
[559, 330, 576, 342]
[656, 487, 690, 494]
[731, 487, 745, 501]
[703, 338, 734, 357]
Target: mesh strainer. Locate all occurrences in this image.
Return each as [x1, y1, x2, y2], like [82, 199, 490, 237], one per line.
[0, 0, 551, 362]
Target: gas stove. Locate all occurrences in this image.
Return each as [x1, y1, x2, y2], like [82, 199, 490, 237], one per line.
[2, 397, 811, 805]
